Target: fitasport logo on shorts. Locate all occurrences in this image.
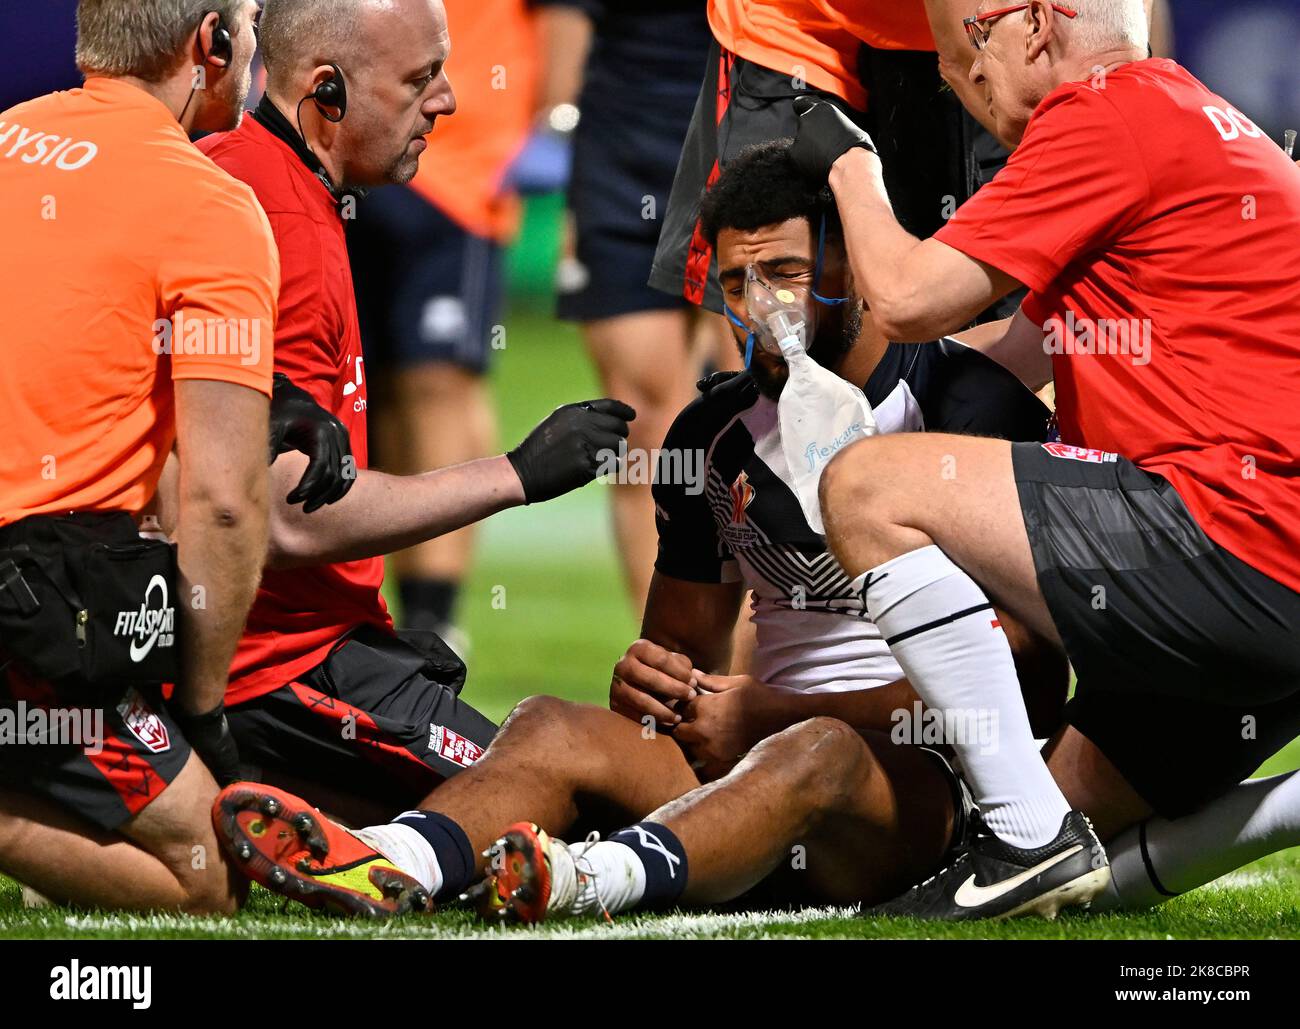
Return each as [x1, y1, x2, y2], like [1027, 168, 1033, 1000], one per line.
[114, 575, 176, 662]
[1041, 442, 1118, 464]
[116, 689, 171, 754]
[428, 724, 484, 769]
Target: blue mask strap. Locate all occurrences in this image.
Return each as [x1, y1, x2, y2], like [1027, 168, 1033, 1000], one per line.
[724, 304, 757, 369]
[811, 209, 849, 307]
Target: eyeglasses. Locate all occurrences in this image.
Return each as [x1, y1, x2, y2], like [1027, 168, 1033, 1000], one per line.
[963, 3, 1078, 51]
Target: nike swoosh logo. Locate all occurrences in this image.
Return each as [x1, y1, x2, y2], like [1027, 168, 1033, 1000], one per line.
[953, 844, 1083, 908]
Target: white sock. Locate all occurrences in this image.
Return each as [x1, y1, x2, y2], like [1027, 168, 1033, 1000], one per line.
[552, 838, 647, 917]
[1095, 771, 1300, 911]
[858, 544, 1069, 849]
[350, 823, 443, 896]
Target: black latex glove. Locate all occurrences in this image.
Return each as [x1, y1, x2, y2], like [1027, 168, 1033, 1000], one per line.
[175, 703, 241, 787]
[789, 94, 878, 185]
[268, 372, 355, 514]
[696, 369, 742, 395]
[506, 398, 636, 504]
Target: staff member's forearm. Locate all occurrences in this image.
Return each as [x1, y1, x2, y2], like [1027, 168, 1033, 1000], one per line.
[173, 380, 270, 715]
[266, 453, 525, 568]
[829, 149, 1017, 341]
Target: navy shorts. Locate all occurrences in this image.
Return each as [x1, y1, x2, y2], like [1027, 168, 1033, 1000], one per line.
[556, 27, 703, 322]
[348, 187, 503, 375]
[1012, 441, 1300, 816]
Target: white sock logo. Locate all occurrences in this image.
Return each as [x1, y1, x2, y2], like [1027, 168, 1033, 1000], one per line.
[626, 826, 681, 879]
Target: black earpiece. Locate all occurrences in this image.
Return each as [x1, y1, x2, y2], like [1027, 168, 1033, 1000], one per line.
[205, 12, 233, 67]
[312, 64, 348, 122]
[179, 11, 232, 125]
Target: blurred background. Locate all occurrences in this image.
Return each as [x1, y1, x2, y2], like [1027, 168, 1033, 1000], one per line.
[1, 1, 1298, 754]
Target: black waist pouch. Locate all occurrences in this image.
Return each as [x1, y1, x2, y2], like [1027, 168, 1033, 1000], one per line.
[312, 623, 468, 703]
[0, 512, 179, 688]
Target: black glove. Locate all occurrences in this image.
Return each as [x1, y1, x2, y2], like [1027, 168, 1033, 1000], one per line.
[506, 398, 636, 504]
[268, 372, 356, 514]
[175, 703, 241, 787]
[696, 369, 742, 395]
[789, 94, 878, 185]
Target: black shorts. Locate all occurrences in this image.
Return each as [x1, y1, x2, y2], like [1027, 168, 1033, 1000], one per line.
[1012, 441, 1300, 816]
[348, 187, 503, 375]
[556, 47, 700, 322]
[649, 41, 997, 316]
[225, 626, 497, 808]
[0, 666, 190, 831]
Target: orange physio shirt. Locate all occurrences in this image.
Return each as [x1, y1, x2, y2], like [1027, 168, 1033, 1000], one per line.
[0, 77, 279, 525]
[709, 0, 868, 109]
[408, 0, 537, 241]
[815, 1, 937, 51]
[708, 2, 938, 111]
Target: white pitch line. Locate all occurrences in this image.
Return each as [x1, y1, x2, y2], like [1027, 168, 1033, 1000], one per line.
[41, 905, 862, 941]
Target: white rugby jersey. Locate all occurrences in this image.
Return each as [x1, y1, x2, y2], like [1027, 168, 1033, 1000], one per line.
[653, 339, 1050, 694]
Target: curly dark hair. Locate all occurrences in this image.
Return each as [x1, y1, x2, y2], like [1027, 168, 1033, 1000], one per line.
[698, 139, 843, 250]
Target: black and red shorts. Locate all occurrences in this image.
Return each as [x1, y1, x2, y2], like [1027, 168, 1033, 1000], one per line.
[1012, 441, 1300, 817]
[225, 626, 497, 809]
[0, 662, 190, 831]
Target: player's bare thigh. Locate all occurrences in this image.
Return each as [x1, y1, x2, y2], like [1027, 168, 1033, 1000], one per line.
[820, 432, 1057, 643]
[661, 721, 956, 907]
[790, 735, 958, 905]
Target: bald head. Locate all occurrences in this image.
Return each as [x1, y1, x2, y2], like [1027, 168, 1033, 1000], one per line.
[257, 0, 368, 93]
[259, 0, 453, 190]
[259, 0, 448, 93]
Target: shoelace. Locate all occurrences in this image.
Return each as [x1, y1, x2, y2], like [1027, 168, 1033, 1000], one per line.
[569, 831, 613, 923]
[910, 850, 971, 898]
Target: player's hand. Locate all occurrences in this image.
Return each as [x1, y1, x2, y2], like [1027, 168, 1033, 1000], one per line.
[789, 94, 877, 185]
[506, 398, 636, 504]
[609, 638, 697, 727]
[674, 674, 775, 781]
[174, 702, 242, 787]
[269, 372, 356, 514]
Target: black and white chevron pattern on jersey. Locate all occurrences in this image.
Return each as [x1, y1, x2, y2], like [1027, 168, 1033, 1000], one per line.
[703, 465, 866, 617]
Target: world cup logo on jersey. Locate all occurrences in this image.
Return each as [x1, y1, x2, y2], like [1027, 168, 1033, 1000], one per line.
[729, 470, 755, 527]
[721, 470, 760, 549]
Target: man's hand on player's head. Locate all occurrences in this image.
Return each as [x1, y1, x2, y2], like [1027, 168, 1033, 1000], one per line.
[269, 372, 356, 514]
[610, 638, 697, 727]
[790, 95, 878, 185]
[506, 398, 636, 505]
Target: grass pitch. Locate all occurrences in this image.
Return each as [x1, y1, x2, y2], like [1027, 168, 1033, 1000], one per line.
[1, 313, 1296, 940]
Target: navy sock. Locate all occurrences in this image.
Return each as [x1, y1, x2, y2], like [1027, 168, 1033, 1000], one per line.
[392, 810, 474, 901]
[609, 822, 689, 908]
[399, 578, 459, 631]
